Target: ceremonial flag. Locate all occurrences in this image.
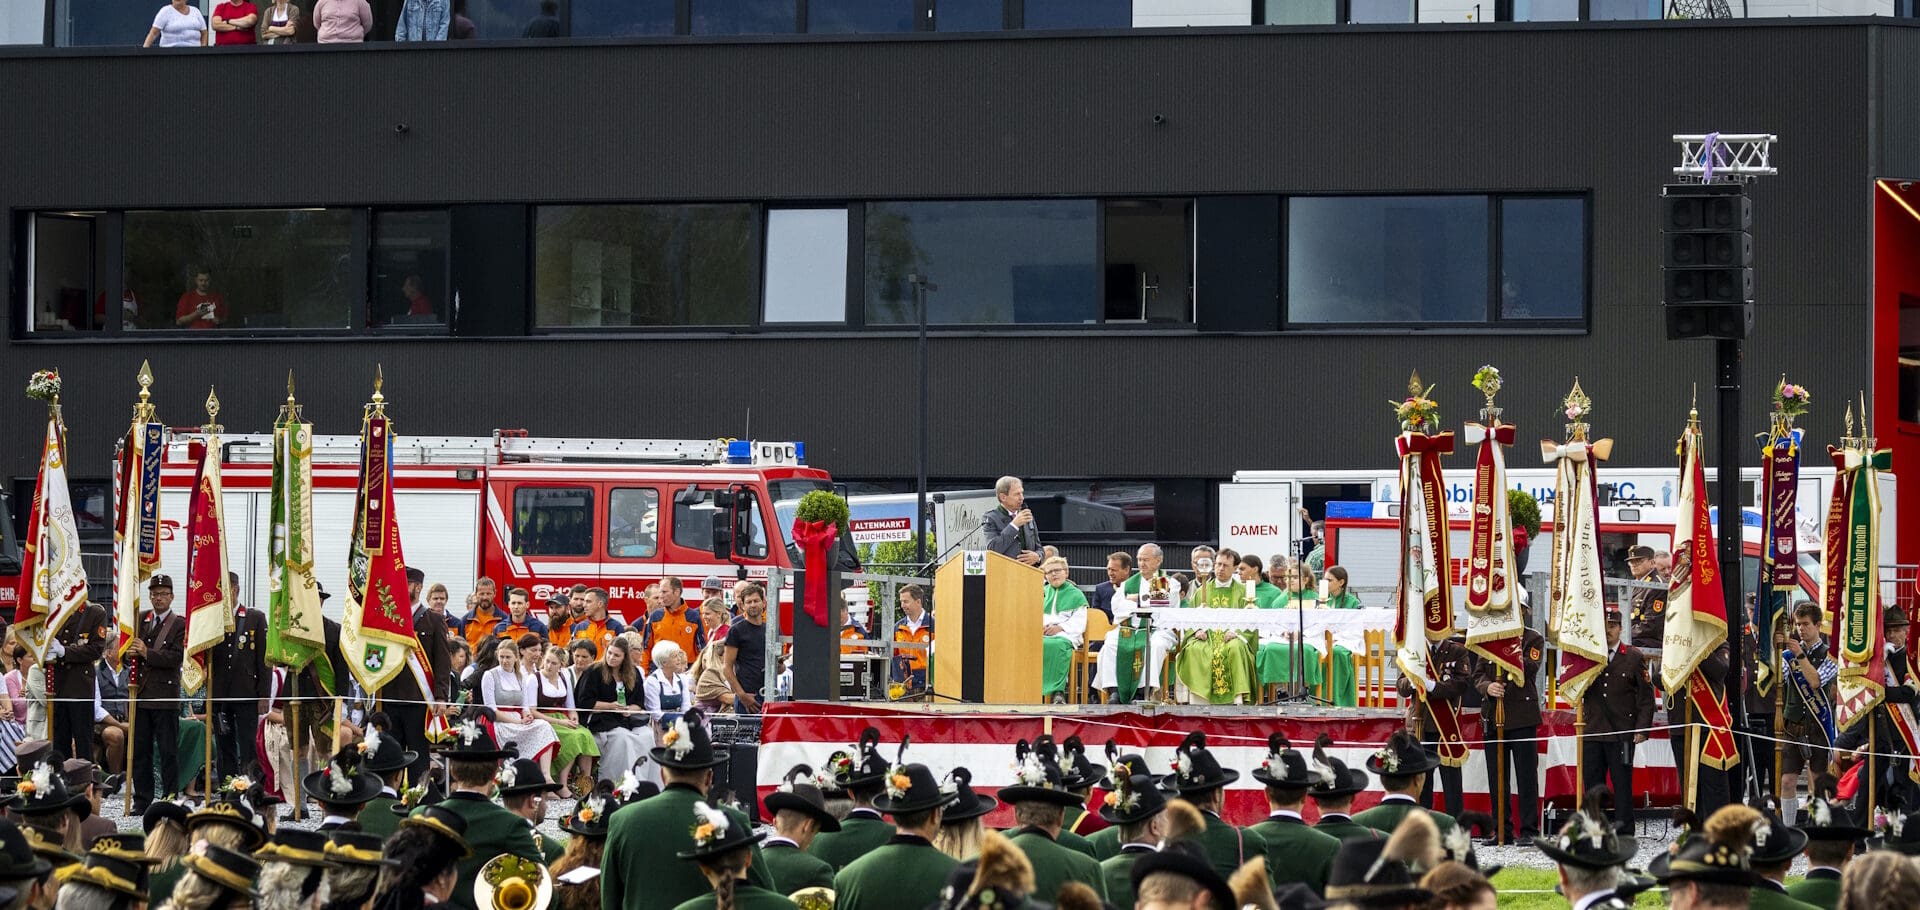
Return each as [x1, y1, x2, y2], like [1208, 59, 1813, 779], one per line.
[15, 372, 89, 659]
[1831, 435, 1893, 733]
[1661, 417, 1739, 774]
[1389, 373, 1467, 767]
[264, 405, 331, 695]
[1462, 366, 1523, 678]
[181, 425, 235, 694]
[111, 384, 164, 659]
[1754, 394, 1804, 699]
[1543, 383, 1611, 705]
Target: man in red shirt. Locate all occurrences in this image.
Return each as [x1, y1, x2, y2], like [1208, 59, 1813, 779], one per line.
[174, 269, 228, 328]
[211, 1, 259, 43]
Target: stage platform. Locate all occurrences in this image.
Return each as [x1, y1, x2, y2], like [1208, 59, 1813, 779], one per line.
[754, 702, 1683, 827]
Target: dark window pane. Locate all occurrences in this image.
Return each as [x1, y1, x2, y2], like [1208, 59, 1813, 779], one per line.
[691, 0, 798, 34]
[1104, 198, 1193, 323]
[809, 0, 915, 32]
[124, 209, 354, 331]
[372, 211, 451, 329]
[534, 204, 758, 327]
[514, 487, 594, 556]
[936, 0, 1002, 30]
[1349, 0, 1413, 20]
[1023, 0, 1128, 28]
[26, 214, 105, 333]
[1287, 196, 1489, 325]
[575, 0, 677, 35]
[54, 0, 156, 46]
[1500, 197, 1585, 320]
[465, 0, 547, 37]
[673, 486, 767, 557]
[863, 200, 1099, 325]
[608, 488, 660, 559]
[1263, 0, 1337, 24]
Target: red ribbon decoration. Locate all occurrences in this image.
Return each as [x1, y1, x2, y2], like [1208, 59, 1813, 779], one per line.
[790, 519, 838, 629]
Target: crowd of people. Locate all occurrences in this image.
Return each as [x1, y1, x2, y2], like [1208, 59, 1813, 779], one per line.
[141, 0, 565, 46]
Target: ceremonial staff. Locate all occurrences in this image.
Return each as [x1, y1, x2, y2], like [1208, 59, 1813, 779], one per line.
[1464, 365, 1524, 845]
[113, 363, 163, 802]
[196, 388, 226, 799]
[1544, 380, 1612, 814]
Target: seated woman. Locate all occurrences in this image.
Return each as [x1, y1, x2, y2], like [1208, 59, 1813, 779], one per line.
[574, 636, 657, 784]
[1320, 565, 1363, 609]
[481, 638, 560, 773]
[1256, 557, 1325, 692]
[1171, 547, 1257, 705]
[535, 646, 599, 791]
[644, 641, 695, 729]
[1039, 557, 1087, 705]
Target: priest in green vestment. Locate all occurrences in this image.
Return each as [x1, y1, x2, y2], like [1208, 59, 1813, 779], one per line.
[1170, 551, 1257, 705]
[1040, 558, 1089, 703]
[1094, 544, 1182, 703]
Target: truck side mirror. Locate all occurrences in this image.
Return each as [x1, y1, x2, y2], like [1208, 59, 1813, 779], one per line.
[710, 488, 736, 560]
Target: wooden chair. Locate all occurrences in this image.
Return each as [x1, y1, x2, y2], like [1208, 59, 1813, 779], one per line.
[1073, 610, 1113, 704]
[1360, 629, 1389, 708]
[1318, 630, 1336, 702]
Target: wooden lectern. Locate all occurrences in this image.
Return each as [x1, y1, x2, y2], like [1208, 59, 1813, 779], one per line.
[933, 550, 1042, 704]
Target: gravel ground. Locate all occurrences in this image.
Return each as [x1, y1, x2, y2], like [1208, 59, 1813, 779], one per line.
[1474, 818, 1810, 877]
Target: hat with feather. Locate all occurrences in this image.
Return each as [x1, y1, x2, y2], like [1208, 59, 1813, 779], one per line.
[1652, 803, 1766, 887]
[1325, 810, 1441, 907]
[1159, 731, 1239, 794]
[1306, 734, 1369, 799]
[1534, 787, 1638, 869]
[1250, 733, 1314, 789]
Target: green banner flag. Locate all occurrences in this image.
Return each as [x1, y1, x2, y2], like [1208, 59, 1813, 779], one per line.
[265, 413, 332, 695]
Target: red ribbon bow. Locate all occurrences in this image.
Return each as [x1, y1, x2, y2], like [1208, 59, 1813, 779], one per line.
[790, 519, 839, 628]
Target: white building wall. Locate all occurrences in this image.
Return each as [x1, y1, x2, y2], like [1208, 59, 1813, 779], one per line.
[0, 2, 43, 44]
[1133, 0, 1254, 27]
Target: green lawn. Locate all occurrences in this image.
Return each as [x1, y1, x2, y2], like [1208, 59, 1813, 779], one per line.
[1488, 867, 1804, 907]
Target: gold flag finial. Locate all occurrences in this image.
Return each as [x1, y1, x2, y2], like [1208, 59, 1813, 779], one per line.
[1563, 378, 1592, 442]
[1407, 370, 1423, 399]
[366, 365, 388, 418]
[132, 360, 156, 423]
[287, 370, 295, 403]
[1860, 391, 1874, 449]
[1472, 364, 1502, 422]
[280, 371, 304, 423]
[1844, 402, 1855, 442]
[203, 386, 223, 435]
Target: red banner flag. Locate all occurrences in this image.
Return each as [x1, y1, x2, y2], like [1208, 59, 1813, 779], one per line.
[181, 439, 234, 692]
[14, 407, 89, 658]
[1662, 422, 1738, 774]
[342, 412, 420, 695]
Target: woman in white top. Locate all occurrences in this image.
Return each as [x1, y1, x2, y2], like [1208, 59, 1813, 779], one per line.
[481, 638, 560, 773]
[144, 0, 208, 46]
[642, 641, 694, 730]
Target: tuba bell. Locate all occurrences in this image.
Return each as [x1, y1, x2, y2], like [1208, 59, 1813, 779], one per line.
[474, 854, 554, 910]
[790, 886, 835, 909]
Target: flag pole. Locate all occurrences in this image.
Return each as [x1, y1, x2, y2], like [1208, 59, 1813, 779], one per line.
[289, 673, 302, 819]
[202, 388, 222, 800]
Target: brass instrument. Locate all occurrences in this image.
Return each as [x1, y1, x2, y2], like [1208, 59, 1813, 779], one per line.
[475, 854, 553, 910]
[791, 886, 836, 909]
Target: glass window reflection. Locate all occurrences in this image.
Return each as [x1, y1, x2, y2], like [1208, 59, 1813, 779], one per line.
[1287, 196, 1489, 324]
[1500, 197, 1585, 320]
[371, 210, 451, 329]
[574, 0, 676, 35]
[863, 200, 1099, 325]
[123, 209, 354, 331]
[691, 0, 798, 34]
[809, 0, 915, 32]
[1023, 0, 1129, 28]
[534, 204, 758, 328]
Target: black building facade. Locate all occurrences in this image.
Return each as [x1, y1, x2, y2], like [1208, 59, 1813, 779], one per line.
[4, 20, 1918, 550]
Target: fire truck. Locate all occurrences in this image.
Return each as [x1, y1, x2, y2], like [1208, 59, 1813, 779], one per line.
[146, 432, 830, 625]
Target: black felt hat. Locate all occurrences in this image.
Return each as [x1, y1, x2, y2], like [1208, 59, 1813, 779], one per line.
[181, 845, 262, 899]
[188, 783, 267, 852]
[324, 830, 397, 869]
[1130, 841, 1236, 910]
[1325, 837, 1434, 908]
[1748, 803, 1809, 866]
[303, 747, 385, 807]
[1095, 758, 1166, 826]
[253, 829, 338, 870]
[86, 834, 157, 867]
[401, 806, 474, 859]
[1273, 882, 1331, 910]
[997, 737, 1086, 808]
[830, 728, 890, 789]
[1160, 732, 1239, 794]
[1871, 807, 1920, 856]
[939, 768, 994, 824]
[674, 800, 766, 860]
[1364, 730, 1440, 778]
[1533, 791, 1639, 870]
[1251, 733, 1315, 789]
[1058, 736, 1106, 791]
[435, 716, 516, 761]
[763, 765, 842, 833]
[563, 782, 629, 838]
[0, 819, 52, 882]
[6, 761, 84, 815]
[1097, 742, 1161, 791]
[1799, 794, 1870, 842]
[1306, 735, 1369, 799]
[141, 800, 190, 835]
[496, 758, 564, 798]
[871, 760, 959, 816]
[1652, 805, 1766, 887]
[358, 726, 419, 775]
[650, 709, 732, 771]
[389, 777, 446, 818]
[19, 825, 76, 871]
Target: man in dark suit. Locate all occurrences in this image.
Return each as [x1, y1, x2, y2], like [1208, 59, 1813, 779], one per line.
[210, 572, 269, 783]
[1473, 602, 1545, 842]
[1089, 552, 1131, 623]
[1582, 607, 1656, 833]
[128, 574, 185, 813]
[980, 476, 1041, 566]
[49, 597, 110, 765]
[1395, 633, 1472, 817]
[386, 566, 452, 787]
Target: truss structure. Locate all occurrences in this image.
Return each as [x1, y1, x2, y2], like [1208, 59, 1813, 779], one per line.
[1672, 133, 1777, 183]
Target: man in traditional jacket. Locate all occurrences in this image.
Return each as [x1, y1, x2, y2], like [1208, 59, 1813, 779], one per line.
[1094, 751, 1166, 907]
[1533, 788, 1639, 910]
[1158, 731, 1268, 880]
[425, 720, 542, 910]
[497, 756, 567, 863]
[833, 761, 958, 910]
[49, 598, 109, 767]
[1248, 734, 1341, 895]
[997, 737, 1108, 903]
[354, 721, 417, 839]
[1352, 730, 1458, 836]
[1748, 807, 1821, 910]
[1787, 786, 1864, 910]
[1394, 632, 1471, 817]
[1583, 607, 1656, 834]
[1305, 734, 1384, 842]
[806, 728, 894, 869]
[760, 764, 839, 894]
[1473, 601, 1544, 842]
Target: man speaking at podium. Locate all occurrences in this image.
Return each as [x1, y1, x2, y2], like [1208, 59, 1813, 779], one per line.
[982, 476, 1043, 566]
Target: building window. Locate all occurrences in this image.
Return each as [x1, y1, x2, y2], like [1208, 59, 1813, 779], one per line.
[1023, 0, 1129, 28]
[673, 486, 768, 557]
[123, 209, 354, 331]
[465, 0, 550, 37]
[691, 0, 799, 34]
[808, 0, 917, 31]
[763, 208, 849, 323]
[533, 204, 758, 328]
[1286, 194, 1585, 327]
[1589, 0, 1661, 16]
[514, 487, 595, 556]
[24, 213, 107, 334]
[864, 200, 1100, 325]
[608, 487, 660, 558]
[1514, 0, 1580, 18]
[574, 0, 677, 35]
[1261, 0, 1339, 24]
[1349, 0, 1415, 21]
[371, 210, 451, 329]
[935, 0, 1003, 29]
[1104, 199, 1193, 322]
[1499, 196, 1586, 320]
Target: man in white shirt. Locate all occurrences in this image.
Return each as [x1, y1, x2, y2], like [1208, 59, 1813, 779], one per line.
[1093, 543, 1182, 702]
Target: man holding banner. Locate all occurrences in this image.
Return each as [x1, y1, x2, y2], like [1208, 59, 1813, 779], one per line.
[1662, 406, 1740, 816]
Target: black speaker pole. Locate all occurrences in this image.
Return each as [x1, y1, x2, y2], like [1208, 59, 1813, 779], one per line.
[1717, 337, 1750, 802]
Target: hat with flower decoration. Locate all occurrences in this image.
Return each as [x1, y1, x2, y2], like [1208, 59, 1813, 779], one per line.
[1058, 735, 1106, 792]
[301, 746, 384, 807]
[829, 727, 890, 790]
[564, 780, 633, 838]
[650, 708, 731, 771]
[1096, 756, 1166, 826]
[496, 757, 565, 798]
[939, 768, 995, 824]
[870, 739, 958, 816]
[1305, 733, 1369, 799]
[1159, 732, 1239, 794]
[996, 736, 1086, 808]
[763, 764, 842, 833]
[1652, 803, 1767, 887]
[675, 800, 765, 860]
[1746, 798, 1809, 867]
[1800, 775, 1869, 842]
[389, 777, 446, 818]
[1533, 788, 1638, 869]
[357, 725, 419, 775]
[1097, 741, 1161, 791]
[1250, 733, 1315, 789]
[1870, 807, 1920, 856]
[1364, 730, 1440, 778]
[4, 761, 84, 815]
[435, 715, 515, 761]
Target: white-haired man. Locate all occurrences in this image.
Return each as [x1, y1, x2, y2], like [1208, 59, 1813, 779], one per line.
[1094, 543, 1183, 703]
[980, 476, 1042, 566]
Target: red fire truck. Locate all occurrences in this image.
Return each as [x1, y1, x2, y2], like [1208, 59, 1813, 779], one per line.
[148, 433, 830, 625]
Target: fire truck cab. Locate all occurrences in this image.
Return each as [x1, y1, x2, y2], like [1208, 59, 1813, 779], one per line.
[153, 433, 830, 627]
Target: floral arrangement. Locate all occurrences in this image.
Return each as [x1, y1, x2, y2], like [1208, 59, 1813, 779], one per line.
[16, 764, 52, 798]
[828, 751, 854, 781]
[455, 719, 483, 747]
[397, 783, 428, 810]
[358, 729, 384, 757]
[664, 719, 694, 759]
[1471, 364, 1502, 401]
[1371, 747, 1399, 774]
[223, 775, 253, 795]
[689, 801, 730, 848]
[1773, 378, 1811, 420]
[886, 767, 914, 800]
[25, 370, 59, 403]
[575, 794, 607, 825]
[615, 770, 644, 800]
[496, 763, 518, 790]
[327, 760, 354, 797]
[1102, 765, 1140, 814]
[1390, 373, 1441, 431]
[809, 767, 838, 791]
[1169, 751, 1191, 781]
[1880, 808, 1906, 839]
